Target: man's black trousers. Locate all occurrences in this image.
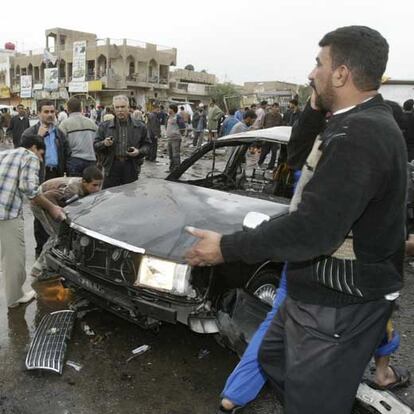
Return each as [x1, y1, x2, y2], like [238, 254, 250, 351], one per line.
[258, 296, 393, 414]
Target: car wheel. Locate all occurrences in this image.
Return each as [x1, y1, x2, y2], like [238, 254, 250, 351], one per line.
[247, 270, 280, 306]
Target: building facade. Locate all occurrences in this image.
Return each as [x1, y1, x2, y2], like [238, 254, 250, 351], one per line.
[379, 79, 414, 106]
[168, 68, 217, 105]
[5, 28, 177, 108]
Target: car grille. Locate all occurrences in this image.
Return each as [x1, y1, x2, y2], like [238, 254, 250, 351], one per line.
[56, 226, 141, 286]
[25, 310, 76, 374]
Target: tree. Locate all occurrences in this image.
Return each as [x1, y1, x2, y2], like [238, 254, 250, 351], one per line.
[210, 82, 241, 111]
[184, 64, 195, 71]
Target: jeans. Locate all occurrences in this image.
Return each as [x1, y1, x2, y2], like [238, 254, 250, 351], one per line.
[221, 267, 287, 406]
[259, 143, 279, 169]
[147, 135, 159, 162]
[193, 130, 204, 148]
[168, 139, 181, 171]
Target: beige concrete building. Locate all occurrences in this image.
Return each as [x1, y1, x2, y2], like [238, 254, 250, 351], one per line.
[243, 80, 299, 95]
[168, 68, 217, 105]
[8, 28, 177, 107]
[238, 80, 299, 110]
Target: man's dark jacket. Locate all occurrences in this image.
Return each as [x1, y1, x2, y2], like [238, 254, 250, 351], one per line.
[192, 111, 207, 129]
[402, 111, 414, 161]
[221, 94, 407, 306]
[22, 122, 70, 181]
[7, 115, 30, 147]
[94, 116, 151, 176]
[147, 112, 161, 138]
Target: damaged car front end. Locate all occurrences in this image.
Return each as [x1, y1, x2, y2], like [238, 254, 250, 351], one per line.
[46, 126, 292, 345]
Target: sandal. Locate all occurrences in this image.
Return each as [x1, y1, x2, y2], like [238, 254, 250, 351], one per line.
[365, 365, 410, 390]
[217, 404, 242, 413]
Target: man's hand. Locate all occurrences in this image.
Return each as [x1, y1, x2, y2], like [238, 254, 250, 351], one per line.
[126, 147, 139, 157]
[37, 124, 49, 137]
[310, 89, 320, 111]
[103, 137, 113, 147]
[184, 226, 224, 267]
[49, 205, 66, 222]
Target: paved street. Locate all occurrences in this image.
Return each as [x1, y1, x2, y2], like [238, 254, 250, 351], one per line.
[0, 140, 413, 413]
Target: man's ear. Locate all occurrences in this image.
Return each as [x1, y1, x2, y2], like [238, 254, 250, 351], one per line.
[332, 65, 350, 88]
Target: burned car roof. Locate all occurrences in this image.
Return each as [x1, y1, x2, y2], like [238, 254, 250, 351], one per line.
[217, 125, 292, 144]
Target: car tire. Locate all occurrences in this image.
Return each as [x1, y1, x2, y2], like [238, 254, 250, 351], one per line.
[246, 270, 281, 307]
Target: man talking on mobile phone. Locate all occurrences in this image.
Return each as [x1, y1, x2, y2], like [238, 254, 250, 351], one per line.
[94, 95, 151, 189]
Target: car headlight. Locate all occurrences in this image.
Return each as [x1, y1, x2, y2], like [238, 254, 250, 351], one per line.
[135, 256, 192, 296]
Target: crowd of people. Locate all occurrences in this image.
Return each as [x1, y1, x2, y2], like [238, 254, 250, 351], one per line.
[1, 23, 414, 414]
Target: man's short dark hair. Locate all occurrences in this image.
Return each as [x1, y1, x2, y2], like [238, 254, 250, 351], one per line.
[38, 100, 54, 112]
[228, 108, 236, 115]
[289, 99, 298, 106]
[319, 25, 388, 91]
[21, 134, 45, 151]
[260, 100, 268, 106]
[169, 104, 178, 113]
[272, 102, 280, 107]
[180, 106, 184, 110]
[403, 99, 414, 111]
[82, 166, 103, 183]
[67, 97, 82, 113]
[17, 104, 24, 109]
[243, 110, 257, 120]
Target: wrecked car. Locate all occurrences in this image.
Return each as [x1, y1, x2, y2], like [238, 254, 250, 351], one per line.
[46, 126, 293, 349]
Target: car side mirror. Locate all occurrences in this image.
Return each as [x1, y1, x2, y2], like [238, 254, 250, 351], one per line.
[243, 212, 270, 230]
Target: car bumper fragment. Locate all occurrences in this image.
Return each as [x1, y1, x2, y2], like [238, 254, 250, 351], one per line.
[25, 310, 75, 374]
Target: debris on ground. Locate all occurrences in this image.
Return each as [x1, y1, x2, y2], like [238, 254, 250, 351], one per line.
[81, 322, 95, 336]
[120, 373, 135, 382]
[197, 349, 210, 359]
[126, 344, 151, 362]
[66, 361, 83, 372]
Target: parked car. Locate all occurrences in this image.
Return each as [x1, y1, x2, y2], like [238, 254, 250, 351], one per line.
[46, 126, 293, 349]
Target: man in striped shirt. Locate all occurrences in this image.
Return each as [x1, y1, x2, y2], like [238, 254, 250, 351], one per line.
[0, 135, 66, 310]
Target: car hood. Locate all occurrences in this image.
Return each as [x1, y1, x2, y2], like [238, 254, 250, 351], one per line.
[65, 179, 289, 262]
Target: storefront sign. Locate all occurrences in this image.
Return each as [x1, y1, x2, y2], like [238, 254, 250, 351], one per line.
[20, 75, 32, 98]
[72, 41, 87, 82]
[44, 68, 58, 91]
[69, 81, 88, 93]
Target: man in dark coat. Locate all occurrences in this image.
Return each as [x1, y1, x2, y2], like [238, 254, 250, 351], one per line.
[7, 104, 30, 148]
[94, 95, 151, 189]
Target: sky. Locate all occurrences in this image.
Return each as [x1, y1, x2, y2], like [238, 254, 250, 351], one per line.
[1, 0, 412, 86]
